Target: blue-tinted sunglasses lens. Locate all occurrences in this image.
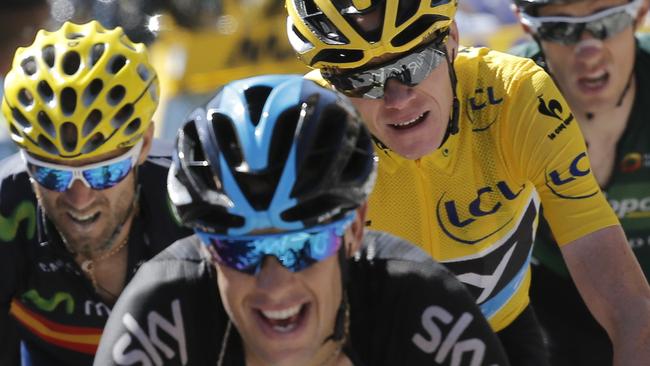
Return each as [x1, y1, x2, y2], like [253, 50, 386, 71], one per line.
[27, 164, 73, 192]
[82, 158, 133, 189]
[198, 227, 343, 274]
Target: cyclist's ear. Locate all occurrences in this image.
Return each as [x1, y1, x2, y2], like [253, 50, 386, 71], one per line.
[634, 1, 649, 30]
[137, 123, 155, 165]
[512, 4, 534, 35]
[345, 203, 368, 256]
[447, 21, 460, 60]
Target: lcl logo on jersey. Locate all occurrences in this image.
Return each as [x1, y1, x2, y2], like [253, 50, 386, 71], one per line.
[545, 152, 598, 200]
[436, 181, 524, 244]
[466, 86, 504, 132]
[537, 95, 575, 141]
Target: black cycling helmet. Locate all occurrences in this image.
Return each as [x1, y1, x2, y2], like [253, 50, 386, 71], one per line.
[167, 74, 376, 235]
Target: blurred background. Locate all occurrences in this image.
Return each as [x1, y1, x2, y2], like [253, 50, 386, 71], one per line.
[1, 0, 649, 158]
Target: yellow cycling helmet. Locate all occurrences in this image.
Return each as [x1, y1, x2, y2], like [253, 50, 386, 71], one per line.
[286, 0, 457, 70]
[1, 21, 159, 161]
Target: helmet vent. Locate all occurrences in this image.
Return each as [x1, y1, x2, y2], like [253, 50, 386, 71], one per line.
[90, 43, 105, 67]
[108, 55, 127, 75]
[62, 51, 81, 75]
[293, 105, 346, 196]
[112, 104, 134, 129]
[20, 57, 37, 76]
[42, 45, 55, 68]
[65, 32, 84, 40]
[391, 15, 448, 47]
[83, 79, 103, 106]
[212, 113, 244, 169]
[60, 122, 78, 152]
[125, 118, 141, 135]
[11, 108, 31, 129]
[60, 87, 77, 116]
[18, 89, 34, 107]
[268, 106, 299, 174]
[243, 86, 273, 127]
[37, 111, 56, 137]
[82, 110, 102, 137]
[81, 133, 105, 154]
[341, 124, 372, 183]
[311, 49, 364, 66]
[395, 1, 420, 27]
[37, 81, 54, 103]
[37, 134, 59, 155]
[107, 85, 126, 106]
[136, 64, 150, 82]
[9, 124, 20, 138]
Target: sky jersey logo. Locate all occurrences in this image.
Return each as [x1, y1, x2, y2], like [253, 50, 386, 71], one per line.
[112, 299, 188, 366]
[412, 306, 497, 366]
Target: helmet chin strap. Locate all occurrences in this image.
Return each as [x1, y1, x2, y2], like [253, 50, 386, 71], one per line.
[585, 66, 635, 120]
[438, 47, 460, 148]
[324, 244, 350, 344]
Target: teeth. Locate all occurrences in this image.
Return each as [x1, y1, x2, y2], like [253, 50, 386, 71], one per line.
[261, 304, 302, 320]
[392, 113, 424, 127]
[69, 212, 97, 221]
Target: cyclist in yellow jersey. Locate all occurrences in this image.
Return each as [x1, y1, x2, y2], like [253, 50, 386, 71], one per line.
[285, 0, 650, 365]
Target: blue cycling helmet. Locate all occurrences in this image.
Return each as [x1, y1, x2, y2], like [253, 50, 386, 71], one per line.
[167, 75, 376, 235]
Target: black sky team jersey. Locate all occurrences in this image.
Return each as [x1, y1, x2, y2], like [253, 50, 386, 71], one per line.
[94, 231, 510, 366]
[0, 140, 191, 366]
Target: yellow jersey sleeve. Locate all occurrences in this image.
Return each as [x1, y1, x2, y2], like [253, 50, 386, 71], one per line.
[501, 66, 619, 246]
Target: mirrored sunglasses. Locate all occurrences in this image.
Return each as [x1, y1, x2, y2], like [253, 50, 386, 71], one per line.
[21, 140, 143, 192]
[322, 40, 448, 99]
[195, 214, 355, 275]
[521, 0, 642, 45]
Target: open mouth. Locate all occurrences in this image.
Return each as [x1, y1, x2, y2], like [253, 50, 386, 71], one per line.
[389, 111, 428, 131]
[578, 72, 609, 91]
[67, 212, 101, 225]
[257, 303, 309, 334]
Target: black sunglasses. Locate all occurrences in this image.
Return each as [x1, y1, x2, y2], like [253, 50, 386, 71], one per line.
[322, 40, 448, 99]
[521, 0, 642, 45]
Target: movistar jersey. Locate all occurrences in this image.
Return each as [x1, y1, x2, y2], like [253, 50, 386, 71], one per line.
[0, 140, 191, 366]
[308, 46, 618, 332]
[94, 231, 510, 366]
[514, 34, 650, 280]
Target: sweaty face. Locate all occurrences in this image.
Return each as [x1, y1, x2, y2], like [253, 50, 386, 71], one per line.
[348, 25, 458, 160]
[537, 0, 639, 115]
[350, 58, 454, 160]
[215, 242, 343, 365]
[31, 126, 152, 256]
[32, 150, 138, 257]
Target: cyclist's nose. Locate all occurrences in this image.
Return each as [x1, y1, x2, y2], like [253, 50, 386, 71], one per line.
[256, 256, 295, 294]
[63, 179, 95, 209]
[383, 78, 416, 109]
[574, 37, 605, 61]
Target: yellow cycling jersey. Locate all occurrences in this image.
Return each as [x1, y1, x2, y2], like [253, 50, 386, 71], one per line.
[308, 46, 619, 331]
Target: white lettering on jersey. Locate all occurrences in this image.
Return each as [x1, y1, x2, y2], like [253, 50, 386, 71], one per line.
[112, 299, 188, 365]
[85, 300, 111, 317]
[412, 306, 489, 366]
